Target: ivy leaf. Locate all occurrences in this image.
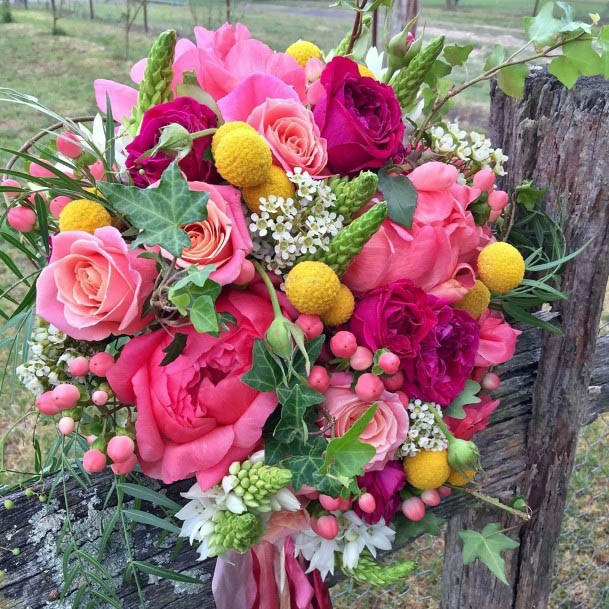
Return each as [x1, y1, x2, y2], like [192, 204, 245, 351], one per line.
[556, 1, 592, 34]
[172, 265, 216, 291]
[378, 168, 418, 229]
[292, 335, 325, 376]
[497, 63, 529, 98]
[443, 44, 474, 67]
[190, 295, 219, 334]
[444, 380, 482, 419]
[320, 404, 377, 480]
[160, 333, 188, 366]
[275, 382, 324, 443]
[242, 339, 284, 391]
[97, 162, 209, 257]
[423, 60, 453, 88]
[395, 512, 445, 545]
[483, 45, 506, 71]
[459, 523, 519, 584]
[524, 3, 563, 47]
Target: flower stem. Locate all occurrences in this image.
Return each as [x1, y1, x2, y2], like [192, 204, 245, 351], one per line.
[252, 260, 282, 318]
[190, 127, 218, 140]
[431, 406, 454, 440]
[452, 486, 531, 521]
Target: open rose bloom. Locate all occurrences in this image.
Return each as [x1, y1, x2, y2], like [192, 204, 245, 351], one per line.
[7, 17, 553, 609]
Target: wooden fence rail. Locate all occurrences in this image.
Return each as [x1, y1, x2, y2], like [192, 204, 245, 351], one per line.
[1, 71, 609, 609]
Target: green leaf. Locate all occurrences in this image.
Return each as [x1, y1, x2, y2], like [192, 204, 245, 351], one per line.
[123, 508, 180, 534]
[555, 1, 593, 34]
[97, 162, 208, 257]
[514, 181, 546, 210]
[117, 482, 182, 512]
[497, 63, 529, 98]
[483, 45, 506, 71]
[445, 381, 481, 419]
[423, 60, 453, 88]
[459, 522, 519, 584]
[502, 301, 561, 334]
[378, 168, 417, 229]
[242, 339, 284, 392]
[133, 561, 204, 584]
[443, 44, 474, 67]
[189, 295, 219, 334]
[275, 382, 324, 443]
[598, 25, 609, 78]
[395, 512, 445, 545]
[160, 333, 188, 366]
[320, 404, 377, 481]
[524, 3, 562, 46]
[292, 334, 325, 376]
[172, 264, 215, 291]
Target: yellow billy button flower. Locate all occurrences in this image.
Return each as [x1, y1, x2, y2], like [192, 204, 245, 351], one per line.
[403, 449, 451, 490]
[242, 165, 296, 213]
[214, 129, 272, 188]
[477, 241, 525, 294]
[320, 284, 355, 327]
[59, 199, 112, 234]
[285, 40, 323, 67]
[211, 121, 256, 157]
[453, 280, 491, 319]
[285, 261, 340, 316]
[358, 64, 376, 79]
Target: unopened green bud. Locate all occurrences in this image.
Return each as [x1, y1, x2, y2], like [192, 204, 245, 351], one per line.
[145, 123, 193, 161]
[11, 548, 20, 556]
[3, 499, 14, 510]
[265, 317, 294, 360]
[24, 489, 35, 498]
[447, 436, 481, 475]
[38, 494, 48, 503]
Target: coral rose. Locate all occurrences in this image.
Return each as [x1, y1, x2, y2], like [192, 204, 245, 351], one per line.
[475, 310, 521, 367]
[106, 290, 278, 488]
[322, 373, 408, 471]
[173, 182, 253, 285]
[313, 57, 404, 174]
[247, 98, 328, 176]
[36, 227, 156, 341]
[445, 394, 500, 440]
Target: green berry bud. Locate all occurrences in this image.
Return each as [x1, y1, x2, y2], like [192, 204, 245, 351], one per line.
[24, 489, 35, 498]
[38, 494, 48, 503]
[3, 499, 14, 510]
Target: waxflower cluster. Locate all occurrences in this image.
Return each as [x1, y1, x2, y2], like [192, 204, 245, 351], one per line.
[401, 400, 449, 457]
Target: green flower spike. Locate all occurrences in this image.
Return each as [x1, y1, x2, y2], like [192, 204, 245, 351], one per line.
[208, 511, 263, 556]
[328, 171, 378, 223]
[342, 552, 417, 586]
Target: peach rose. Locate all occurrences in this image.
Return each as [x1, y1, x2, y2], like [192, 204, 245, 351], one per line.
[322, 372, 408, 472]
[247, 98, 328, 176]
[174, 182, 253, 285]
[36, 227, 156, 341]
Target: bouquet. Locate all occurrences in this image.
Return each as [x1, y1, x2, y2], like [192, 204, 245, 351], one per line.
[0, 4, 603, 607]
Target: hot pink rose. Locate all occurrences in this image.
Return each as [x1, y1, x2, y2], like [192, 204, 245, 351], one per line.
[36, 227, 156, 341]
[322, 373, 408, 471]
[173, 182, 253, 285]
[475, 310, 521, 367]
[445, 394, 500, 440]
[247, 98, 328, 176]
[343, 162, 491, 301]
[106, 290, 278, 488]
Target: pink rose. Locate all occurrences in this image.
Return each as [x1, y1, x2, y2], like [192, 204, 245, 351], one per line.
[445, 394, 500, 440]
[322, 373, 408, 471]
[106, 290, 278, 488]
[475, 310, 521, 367]
[173, 182, 252, 286]
[36, 227, 156, 341]
[247, 98, 328, 176]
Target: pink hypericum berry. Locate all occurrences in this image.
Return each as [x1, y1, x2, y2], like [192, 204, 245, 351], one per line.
[378, 352, 400, 375]
[482, 372, 500, 391]
[69, 356, 89, 377]
[318, 494, 342, 511]
[91, 390, 109, 406]
[312, 515, 339, 540]
[58, 416, 75, 435]
[336, 497, 352, 511]
[56, 132, 83, 158]
[52, 384, 81, 409]
[401, 497, 426, 521]
[89, 352, 115, 377]
[357, 492, 376, 514]
[1, 179, 21, 198]
[308, 365, 331, 393]
[107, 435, 135, 463]
[35, 391, 61, 416]
[7, 206, 36, 232]
[330, 331, 358, 359]
[82, 449, 107, 473]
[420, 489, 442, 507]
[296, 314, 324, 340]
[383, 370, 405, 391]
[111, 453, 138, 475]
[233, 259, 255, 286]
[439, 486, 452, 498]
[86, 435, 97, 445]
[355, 373, 385, 402]
[349, 346, 373, 371]
[29, 162, 54, 179]
[50, 195, 71, 217]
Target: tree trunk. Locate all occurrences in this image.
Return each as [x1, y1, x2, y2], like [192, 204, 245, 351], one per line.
[142, 0, 147, 33]
[441, 71, 609, 609]
[88, 0, 94, 19]
[225, 0, 230, 22]
[444, 0, 454, 10]
[2, 0, 12, 23]
[50, 0, 60, 33]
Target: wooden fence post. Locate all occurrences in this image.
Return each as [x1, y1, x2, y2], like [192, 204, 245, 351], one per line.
[441, 71, 609, 609]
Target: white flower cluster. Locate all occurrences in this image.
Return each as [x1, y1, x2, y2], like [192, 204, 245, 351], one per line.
[294, 510, 395, 579]
[400, 399, 448, 457]
[16, 321, 80, 396]
[429, 122, 508, 176]
[248, 168, 344, 274]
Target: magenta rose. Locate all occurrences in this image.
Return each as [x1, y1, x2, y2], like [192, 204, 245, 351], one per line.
[354, 461, 406, 524]
[36, 227, 156, 341]
[322, 372, 408, 471]
[313, 57, 404, 174]
[401, 299, 480, 406]
[126, 96, 218, 188]
[106, 290, 278, 489]
[349, 280, 437, 360]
